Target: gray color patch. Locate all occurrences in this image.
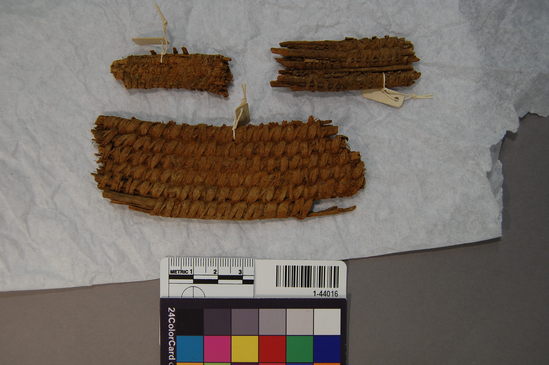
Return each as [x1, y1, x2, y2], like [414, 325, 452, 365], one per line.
[231, 308, 259, 335]
[259, 308, 286, 335]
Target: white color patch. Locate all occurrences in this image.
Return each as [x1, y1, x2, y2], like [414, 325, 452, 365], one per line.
[314, 308, 342, 335]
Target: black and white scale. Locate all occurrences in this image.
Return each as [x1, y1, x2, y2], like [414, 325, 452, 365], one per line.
[160, 257, 347, 299]
[161, 257, 255, 297]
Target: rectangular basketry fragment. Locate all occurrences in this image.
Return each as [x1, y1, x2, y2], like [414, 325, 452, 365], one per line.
[111, 50, 233, 97]
[271, 36, 420, 92]
[92, 115, 366, 220]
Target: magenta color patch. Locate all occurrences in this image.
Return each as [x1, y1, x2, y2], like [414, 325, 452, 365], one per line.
[203, 335, 231, 362]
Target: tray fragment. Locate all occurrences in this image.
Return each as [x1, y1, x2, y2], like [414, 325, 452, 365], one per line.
[92, 115, 366, 220]
[271, 36, 420, 92]
[111, 48, 233, 97]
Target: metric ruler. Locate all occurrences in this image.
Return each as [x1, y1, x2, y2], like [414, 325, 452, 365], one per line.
[161, 257, 255, 298]
[161, 257, 347, 299]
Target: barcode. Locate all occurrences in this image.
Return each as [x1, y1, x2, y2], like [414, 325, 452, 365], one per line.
[275, 265, 339, 288]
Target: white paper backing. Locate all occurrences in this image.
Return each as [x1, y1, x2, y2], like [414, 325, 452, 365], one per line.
[1, 0, 547, 290]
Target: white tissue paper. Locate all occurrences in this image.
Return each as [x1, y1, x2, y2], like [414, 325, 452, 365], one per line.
[1, 0, 547, 291]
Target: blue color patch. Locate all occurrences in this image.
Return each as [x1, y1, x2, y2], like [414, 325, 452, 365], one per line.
[313, 335, 341, 362]
[176, 335, 203, 362]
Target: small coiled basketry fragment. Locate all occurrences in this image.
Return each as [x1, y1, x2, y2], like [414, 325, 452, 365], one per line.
[111, 48, 233, 97]
[271, 36, 420, 92]
[92, 115, 365, 220]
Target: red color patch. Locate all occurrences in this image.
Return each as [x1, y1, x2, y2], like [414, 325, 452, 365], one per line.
[259, 335, 286, 362]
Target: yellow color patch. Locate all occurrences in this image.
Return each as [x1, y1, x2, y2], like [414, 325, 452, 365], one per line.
[231, 335, 258, 362]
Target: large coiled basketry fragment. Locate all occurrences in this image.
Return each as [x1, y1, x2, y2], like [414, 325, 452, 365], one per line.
[271, 36, 420, 92]
[111, 48, 233, 97]
[92, 115, 365, 220]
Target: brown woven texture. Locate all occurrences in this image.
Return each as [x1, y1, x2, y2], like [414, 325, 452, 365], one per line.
[271, 36, 421, 92]
[111, 48, 233, 97]
[92, 115, 365, 220]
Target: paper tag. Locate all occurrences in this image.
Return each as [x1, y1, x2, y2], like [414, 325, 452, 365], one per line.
[362, 89, 405, 108]
[132, 3, 170, 62]
[160, 257, 347, 299]
[132, 37, 169, 46]
[362, 72, 432, 107]
[232, 84, 250, 140]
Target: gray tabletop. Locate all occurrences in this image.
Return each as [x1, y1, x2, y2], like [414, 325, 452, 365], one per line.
[1, 114, 547, 364]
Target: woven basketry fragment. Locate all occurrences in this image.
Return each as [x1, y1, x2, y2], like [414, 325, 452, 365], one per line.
[92, 115, 365, 220]
[271, 36, 420, 92]
[111, 48, 233, 96]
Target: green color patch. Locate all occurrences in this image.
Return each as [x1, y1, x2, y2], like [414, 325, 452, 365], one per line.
[286, 335, 313, 362]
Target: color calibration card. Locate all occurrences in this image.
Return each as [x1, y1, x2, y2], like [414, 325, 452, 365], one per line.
[160, 257, 348, 365]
